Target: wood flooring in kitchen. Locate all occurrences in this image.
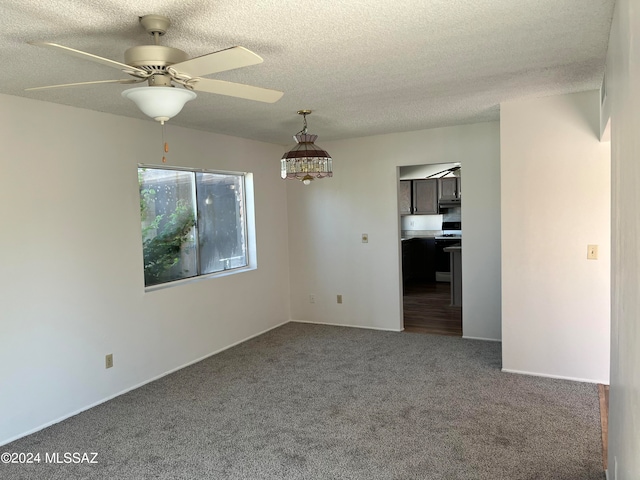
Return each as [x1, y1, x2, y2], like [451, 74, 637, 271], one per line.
[403, 281, 462, 336]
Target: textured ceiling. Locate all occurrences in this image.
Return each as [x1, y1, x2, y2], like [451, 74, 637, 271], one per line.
[0, 0, 615, 145]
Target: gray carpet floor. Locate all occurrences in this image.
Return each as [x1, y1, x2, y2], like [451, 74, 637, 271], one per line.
[3, 323, 605, 479]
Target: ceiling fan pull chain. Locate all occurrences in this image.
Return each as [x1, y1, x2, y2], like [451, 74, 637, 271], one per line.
[161, 121, 168, 163]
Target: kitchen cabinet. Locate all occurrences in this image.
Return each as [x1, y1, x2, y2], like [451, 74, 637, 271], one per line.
[413, 179, 439, 214]
[400, 179, 439, 215]
[439, 177, 460, 200]
[399, 180, 412, 215]
[402, 237, 436, 285]
[402, 238, 414, 283]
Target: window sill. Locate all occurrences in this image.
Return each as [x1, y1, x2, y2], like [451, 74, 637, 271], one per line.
[144, 265, 257, 293]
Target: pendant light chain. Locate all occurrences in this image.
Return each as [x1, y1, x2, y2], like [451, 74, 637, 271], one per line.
[296, 111, 310, 136]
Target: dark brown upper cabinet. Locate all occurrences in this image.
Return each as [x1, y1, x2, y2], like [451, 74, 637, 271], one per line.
[400, 179, 439, 215]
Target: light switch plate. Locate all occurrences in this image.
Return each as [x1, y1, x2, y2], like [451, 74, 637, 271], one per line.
[587, 244, 598, 260]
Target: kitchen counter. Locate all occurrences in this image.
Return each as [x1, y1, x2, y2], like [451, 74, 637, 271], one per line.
[401, 230, 441, 241]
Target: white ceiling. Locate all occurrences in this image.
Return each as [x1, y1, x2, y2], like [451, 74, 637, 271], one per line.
[0, 0, 615, 145]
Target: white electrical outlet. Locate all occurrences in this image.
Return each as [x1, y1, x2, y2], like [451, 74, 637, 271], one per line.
[309, 294, 315, 303]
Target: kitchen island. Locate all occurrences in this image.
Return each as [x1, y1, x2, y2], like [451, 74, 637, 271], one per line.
[443, 244, 462, 306]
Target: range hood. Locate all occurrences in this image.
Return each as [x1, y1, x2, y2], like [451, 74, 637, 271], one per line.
[439, 197, 461, 208]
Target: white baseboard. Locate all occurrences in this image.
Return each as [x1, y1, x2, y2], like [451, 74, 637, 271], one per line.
[291, 319, 402, 332]
[462, 335, 501, 342]
[501, 368, 606, 385]
[1, 320, 290, 447]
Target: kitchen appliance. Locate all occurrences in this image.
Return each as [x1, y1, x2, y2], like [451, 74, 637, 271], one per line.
[438, 197, 461, 208]
[435, 221, 461, 282]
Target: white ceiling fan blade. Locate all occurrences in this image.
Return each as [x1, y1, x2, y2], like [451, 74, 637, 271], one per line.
[25, 78, 143, 91]
[29, 42, 148, 77]
[189, 78, 283, 103]
[171, 46, 263, 77]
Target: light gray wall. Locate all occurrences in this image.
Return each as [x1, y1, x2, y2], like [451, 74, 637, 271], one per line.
[605, 0, 640, 477]
[500, 90, 611, 384]
[286, 122, 502, 340]
[0, 94, 291, 445]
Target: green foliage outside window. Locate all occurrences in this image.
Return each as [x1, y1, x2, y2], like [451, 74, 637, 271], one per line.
[139, 170, 196, 286]
[141, 199, 196, 286]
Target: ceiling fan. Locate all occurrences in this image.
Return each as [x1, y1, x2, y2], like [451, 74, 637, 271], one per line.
[26, 14, 283, 121]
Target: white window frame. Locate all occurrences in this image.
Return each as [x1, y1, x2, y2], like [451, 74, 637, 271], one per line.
[138, 164, 257, 291]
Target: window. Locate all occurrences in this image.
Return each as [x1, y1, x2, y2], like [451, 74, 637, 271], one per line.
[138, 165, 249, 287]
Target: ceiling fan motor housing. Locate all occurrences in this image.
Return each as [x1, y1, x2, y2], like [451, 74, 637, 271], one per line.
[124, 45, 189, 72]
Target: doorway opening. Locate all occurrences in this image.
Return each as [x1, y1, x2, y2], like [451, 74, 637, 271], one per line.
[399, 163, 462, 336]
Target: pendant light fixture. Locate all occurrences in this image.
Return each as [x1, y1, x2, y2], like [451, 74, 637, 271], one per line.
[281, 110, 332, 185]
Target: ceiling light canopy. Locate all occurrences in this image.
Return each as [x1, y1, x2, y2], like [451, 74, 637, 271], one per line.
[281, 110, 332, 185]
[122, 86, 197, 124]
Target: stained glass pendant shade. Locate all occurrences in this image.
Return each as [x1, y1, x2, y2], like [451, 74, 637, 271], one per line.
[281, 110, 333, 185]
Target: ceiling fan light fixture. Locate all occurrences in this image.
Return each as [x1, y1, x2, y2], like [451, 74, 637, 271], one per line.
[281, 110, 332, 184]
[121, 86, 196, 123]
